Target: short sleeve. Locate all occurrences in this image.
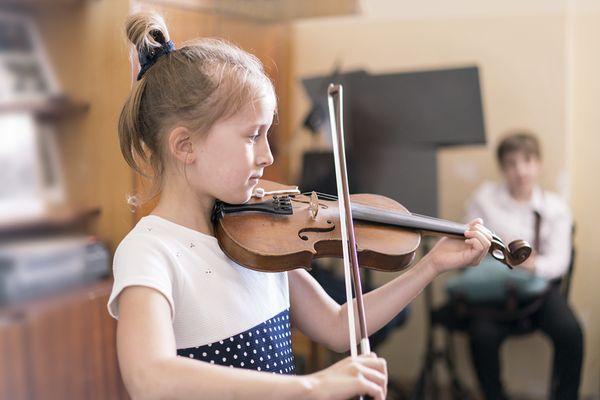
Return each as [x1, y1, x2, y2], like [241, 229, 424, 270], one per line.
[107, 234, 177, 321]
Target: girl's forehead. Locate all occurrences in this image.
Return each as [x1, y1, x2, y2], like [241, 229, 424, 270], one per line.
[211, 91, 276, 132]
[238, 95, 276, 125]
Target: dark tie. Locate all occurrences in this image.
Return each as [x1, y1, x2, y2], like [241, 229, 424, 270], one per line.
[533, 210, 542, 253]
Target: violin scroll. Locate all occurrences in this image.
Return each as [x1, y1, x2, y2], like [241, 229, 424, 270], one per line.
[489, 237, 532, 268]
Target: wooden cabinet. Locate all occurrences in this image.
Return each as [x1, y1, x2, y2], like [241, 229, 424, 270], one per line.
[0, 280, 128, 400]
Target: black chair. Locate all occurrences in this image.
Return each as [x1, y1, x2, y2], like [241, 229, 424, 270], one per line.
[411, 229, 576, 400]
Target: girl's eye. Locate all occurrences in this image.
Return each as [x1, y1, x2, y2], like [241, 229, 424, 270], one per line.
[249, 134, 260, 143]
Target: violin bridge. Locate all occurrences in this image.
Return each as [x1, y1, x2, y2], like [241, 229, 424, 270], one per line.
[309, 191, 319, 219]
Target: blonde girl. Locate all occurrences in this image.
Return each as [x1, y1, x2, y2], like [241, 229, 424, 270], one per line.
[108, 11, 492, 400]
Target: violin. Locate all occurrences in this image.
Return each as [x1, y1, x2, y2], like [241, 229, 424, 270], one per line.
[211, 179, 532, 273]
[212, 84, 530, 399]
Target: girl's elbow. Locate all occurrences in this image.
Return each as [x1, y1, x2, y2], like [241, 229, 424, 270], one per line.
[326, 336, 351, 353]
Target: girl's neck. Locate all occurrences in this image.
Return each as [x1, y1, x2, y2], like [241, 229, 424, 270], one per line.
[151, 179, 216, 237]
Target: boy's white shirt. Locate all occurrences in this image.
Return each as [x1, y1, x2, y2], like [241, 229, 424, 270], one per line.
[108, 215, 289, 349]
[466, 181, 572, 280]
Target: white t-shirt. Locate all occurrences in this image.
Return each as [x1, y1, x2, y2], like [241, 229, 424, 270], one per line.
[107, 215, 290, 350]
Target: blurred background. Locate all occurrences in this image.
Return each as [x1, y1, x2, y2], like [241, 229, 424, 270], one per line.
[0, 0, 599, 399]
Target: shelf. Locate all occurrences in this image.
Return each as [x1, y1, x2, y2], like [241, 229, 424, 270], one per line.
[0, 97, 90, 120]
[0, 206, 101, 236]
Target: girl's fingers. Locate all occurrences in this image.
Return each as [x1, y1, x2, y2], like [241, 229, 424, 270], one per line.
[356, 365, 387, 394]
[465, 230, 491, 264]
[466, 238, 487, 263]
[355, 354, 387, 374]
[475, 224, 494, 242]
[466, 221, 493, 242]
[467, 218, 483, 227]
[465, 229, 491, 250]
[356, 360, 387, 384]
[482, 227, 494, 242]
[353, 354, 388, 399]
[356, 377, 385, 400]
[465, 237, 482, 251]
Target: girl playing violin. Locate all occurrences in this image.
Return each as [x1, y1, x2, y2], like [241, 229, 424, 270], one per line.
[108, 11, 493, 400]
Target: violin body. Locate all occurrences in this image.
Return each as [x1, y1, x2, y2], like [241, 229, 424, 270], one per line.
[215, 180, 420, 273]
[213, 180, 531, 273]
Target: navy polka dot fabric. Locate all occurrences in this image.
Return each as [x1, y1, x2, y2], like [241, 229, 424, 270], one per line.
[177, 309, 295, 374]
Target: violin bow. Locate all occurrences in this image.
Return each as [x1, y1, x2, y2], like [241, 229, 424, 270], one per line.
[327, 84, 372, 361]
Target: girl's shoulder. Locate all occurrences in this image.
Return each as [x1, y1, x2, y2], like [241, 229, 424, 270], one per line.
[116, 214, 219, 256]
[113, 214, 228, 281]
[114, 216, 172, 259]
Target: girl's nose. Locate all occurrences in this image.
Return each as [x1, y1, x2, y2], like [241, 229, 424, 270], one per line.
[257, 138, 274, 167]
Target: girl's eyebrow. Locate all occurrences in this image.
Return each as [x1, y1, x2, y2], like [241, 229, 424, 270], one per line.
[248, 122, 272, 130]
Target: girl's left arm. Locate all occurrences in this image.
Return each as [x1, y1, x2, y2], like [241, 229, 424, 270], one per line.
[289, 220, 491, 353]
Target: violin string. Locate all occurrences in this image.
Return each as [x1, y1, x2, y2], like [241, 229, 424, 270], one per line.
[411, 212, 498, 238]
[301, 191, 500, 240]
[303, 191, 466, 231]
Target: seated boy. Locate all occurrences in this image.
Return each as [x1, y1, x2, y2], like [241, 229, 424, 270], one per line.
[462, 132, 583, 400]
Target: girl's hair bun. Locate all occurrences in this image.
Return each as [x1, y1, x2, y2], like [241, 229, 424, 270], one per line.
[125, 11, 171, 53]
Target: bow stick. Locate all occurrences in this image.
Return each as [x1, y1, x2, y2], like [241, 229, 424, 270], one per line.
[327, 84, 372, 368]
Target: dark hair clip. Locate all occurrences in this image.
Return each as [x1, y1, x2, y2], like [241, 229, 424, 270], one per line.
[137, 40, 176, 81]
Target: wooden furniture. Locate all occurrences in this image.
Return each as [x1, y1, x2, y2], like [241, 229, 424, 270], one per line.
[0, 280, 128, 400]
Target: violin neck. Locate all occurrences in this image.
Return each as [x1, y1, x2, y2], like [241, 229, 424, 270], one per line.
[351, 203, 467, 237]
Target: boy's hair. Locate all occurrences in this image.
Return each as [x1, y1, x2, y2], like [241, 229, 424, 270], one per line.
[496, 130, 541, 167]
[119, 11, 275, 203]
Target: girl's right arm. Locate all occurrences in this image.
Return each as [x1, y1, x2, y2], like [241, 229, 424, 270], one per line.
[116, 286, 387, 400]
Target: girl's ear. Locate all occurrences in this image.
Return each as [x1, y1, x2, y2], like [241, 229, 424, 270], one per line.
[168, 126, 195, 164]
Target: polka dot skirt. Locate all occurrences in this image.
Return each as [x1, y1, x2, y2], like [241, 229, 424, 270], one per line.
[177, 309, 295, 374]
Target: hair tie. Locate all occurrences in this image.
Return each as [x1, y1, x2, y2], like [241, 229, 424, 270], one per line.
[137, 40, 175, 81]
